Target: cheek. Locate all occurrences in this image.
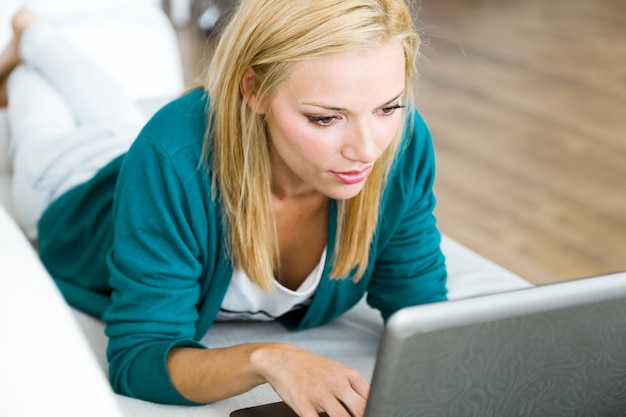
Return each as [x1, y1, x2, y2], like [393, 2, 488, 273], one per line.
[378, 116, 403, 148]
[272, 118, 337, 159]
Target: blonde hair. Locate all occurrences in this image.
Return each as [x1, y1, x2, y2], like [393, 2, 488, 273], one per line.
[203, 0, 420, 290]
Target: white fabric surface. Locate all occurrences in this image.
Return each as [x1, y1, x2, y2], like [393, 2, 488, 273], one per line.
[0, 111, 11, 179]
[0, 204, 125, 417]
[217, 248, 325, 321]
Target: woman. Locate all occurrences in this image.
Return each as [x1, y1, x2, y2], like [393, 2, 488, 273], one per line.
[4, 1, 447, 416]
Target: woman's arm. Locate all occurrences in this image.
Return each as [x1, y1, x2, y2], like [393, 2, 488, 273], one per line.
[167, 343, 369, 417]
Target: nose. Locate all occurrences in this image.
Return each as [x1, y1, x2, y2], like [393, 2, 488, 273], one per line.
[341, 118, 380, 163]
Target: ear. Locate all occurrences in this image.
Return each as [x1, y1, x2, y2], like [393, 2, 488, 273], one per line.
[240, 67, 266, 114]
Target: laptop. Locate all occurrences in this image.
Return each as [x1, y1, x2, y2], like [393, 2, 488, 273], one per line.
[231, 271, 626, 417]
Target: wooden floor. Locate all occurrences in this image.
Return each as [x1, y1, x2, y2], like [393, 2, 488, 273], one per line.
[172, 0, 626, 285]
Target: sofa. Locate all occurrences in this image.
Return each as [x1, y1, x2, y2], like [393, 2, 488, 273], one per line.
[0, 2, 532, 416]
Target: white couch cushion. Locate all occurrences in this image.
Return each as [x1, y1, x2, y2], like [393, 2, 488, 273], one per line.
[0, 175, 12, 217]
[0, 204, 126, 417]
[0, 110, 8, 175]
[0, 109, 12, 217]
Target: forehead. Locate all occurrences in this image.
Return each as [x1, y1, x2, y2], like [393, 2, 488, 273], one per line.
[277, 41, 406, 106]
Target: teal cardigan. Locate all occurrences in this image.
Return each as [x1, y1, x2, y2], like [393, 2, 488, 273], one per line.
[38, 89, 447, 405]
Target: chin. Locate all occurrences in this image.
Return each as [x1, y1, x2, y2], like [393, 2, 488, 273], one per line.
[325, 184, 365, 201]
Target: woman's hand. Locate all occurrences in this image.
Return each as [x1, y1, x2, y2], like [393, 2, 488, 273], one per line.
[167, 342, 369, 416]
[250, 343, 370, 417]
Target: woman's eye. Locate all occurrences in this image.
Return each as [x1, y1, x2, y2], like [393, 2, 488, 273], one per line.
[308, 115, 337, 126]
[380, 105, 405, 115]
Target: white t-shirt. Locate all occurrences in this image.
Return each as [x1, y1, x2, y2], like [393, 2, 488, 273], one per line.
[216, 248, 326, 321]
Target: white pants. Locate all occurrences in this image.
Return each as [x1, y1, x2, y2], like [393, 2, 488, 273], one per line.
[8, 22, 147, 239]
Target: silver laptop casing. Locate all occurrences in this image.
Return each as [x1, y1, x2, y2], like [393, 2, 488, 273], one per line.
[366, 272, 626, 417]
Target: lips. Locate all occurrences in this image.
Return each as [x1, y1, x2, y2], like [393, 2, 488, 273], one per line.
[330, 166, 373, 185]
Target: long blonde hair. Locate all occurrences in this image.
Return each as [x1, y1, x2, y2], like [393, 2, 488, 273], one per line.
[203, 0, 420, 290]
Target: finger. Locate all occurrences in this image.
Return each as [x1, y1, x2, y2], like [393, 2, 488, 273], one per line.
[293, 401, 326, 417]
[340, 398, 366, 417]
[333, 391, 367, 417]
[325, 381, 368, 417]
[318, 398, 355, 417]
[349, 374, 370, 401]
[330, 371, 368, 417]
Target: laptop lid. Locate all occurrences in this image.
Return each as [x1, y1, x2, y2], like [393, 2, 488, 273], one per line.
[365, 271, 626, 417]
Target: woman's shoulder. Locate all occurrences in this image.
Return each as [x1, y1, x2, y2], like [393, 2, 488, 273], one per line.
[403, 106, 431, 149]
[149, 87, 209, 134]
[164, 87, 209, 114]
[393, 106, 435, 174]
[133, 88, 210, 155]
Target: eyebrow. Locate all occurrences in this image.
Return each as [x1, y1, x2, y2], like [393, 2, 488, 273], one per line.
[302, 91, 405, 112]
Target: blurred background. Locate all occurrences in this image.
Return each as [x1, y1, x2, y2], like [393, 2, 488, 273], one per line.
[165, 0, 626, 285]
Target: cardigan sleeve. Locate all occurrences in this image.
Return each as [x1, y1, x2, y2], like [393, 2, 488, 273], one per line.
[366, 108, 448, 321]
[102, 135, 208, 405]
[99, 90, 234, 405]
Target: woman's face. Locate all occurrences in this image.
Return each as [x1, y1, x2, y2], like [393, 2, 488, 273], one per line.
[263, 41, 406, 200]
